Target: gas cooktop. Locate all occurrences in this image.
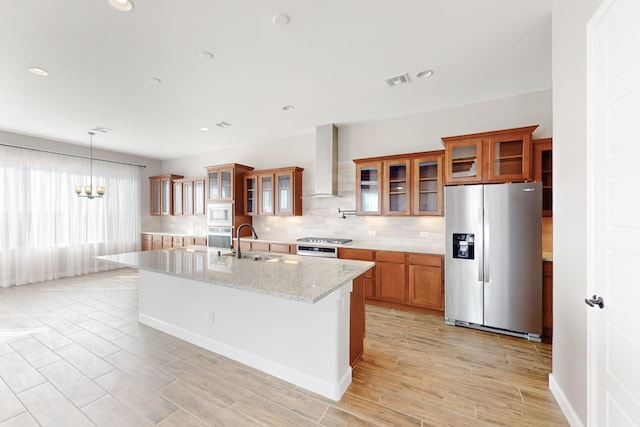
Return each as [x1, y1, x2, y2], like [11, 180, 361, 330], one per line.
[296, 237, 353, 245]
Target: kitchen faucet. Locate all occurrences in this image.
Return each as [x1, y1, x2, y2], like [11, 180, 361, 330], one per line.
[236, 223, 259, 259]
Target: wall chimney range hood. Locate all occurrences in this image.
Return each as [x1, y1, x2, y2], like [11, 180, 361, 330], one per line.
[306, 124, 339, 198]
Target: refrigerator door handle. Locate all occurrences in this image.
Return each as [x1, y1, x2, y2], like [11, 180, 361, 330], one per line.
[484, 211, 490, 283]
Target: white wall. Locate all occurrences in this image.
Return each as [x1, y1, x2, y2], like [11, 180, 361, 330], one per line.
[160, 89, 552, 247]
[551, 0, 603, 425]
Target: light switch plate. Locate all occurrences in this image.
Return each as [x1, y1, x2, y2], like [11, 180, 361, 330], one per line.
[368, 230, 376, 237]
[420, 232, 429, 238]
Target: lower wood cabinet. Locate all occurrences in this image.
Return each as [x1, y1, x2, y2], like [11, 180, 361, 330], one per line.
[350, 273, 366, 367]
[239, 240, 296, 255]
[375, 251, 407, 303]
[339, 248, 445, 311]
[543, 261, 553, 338]
[141, 234, 206, 251]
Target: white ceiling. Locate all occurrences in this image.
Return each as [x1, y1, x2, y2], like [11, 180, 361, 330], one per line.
[0, 0, 553, 160]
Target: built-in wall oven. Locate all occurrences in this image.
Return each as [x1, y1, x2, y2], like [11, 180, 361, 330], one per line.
[296, 237, 352, 258]
[207, 203, 233, 227]
[207, 226, 232, 249]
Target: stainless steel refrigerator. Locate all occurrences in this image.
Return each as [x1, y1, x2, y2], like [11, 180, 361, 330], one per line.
[444, 182, 542, 341]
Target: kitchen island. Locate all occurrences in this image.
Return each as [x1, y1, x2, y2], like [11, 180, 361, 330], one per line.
[98, 247, 374, 400]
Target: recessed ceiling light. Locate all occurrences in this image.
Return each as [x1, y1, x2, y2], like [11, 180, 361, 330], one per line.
[282, 105, 295, 111]
[215, 121, 232, 128]
[200, 127, 210, 132]
[273, 13, 290, 26]
[147, 77, 162, 85]
[109, 0, 134, 12]
[416, 69, 434, 79]
[28, 67, 49, 77]
[199, 51, 214, 61]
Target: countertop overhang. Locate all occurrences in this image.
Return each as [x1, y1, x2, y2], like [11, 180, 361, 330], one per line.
[98, 247, 374, 304]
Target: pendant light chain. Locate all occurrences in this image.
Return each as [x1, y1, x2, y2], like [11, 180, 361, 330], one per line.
[75, 130, 105, 199]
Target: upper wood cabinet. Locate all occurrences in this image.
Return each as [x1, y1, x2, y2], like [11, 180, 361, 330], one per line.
[354, 151, 444, 216]
[533, 138, 553, 217]
[355, 161, 382, 215]
[245, 167, 303, 216]
[171, 178, 206, 216]
[149, 174, 183, 216]
[205, 163, 254, 203]
[193, 179, 206, 215]
[442, 125, 538, 185]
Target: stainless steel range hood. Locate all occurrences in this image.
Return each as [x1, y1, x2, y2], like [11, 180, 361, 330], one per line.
[306, 124, 339, 198]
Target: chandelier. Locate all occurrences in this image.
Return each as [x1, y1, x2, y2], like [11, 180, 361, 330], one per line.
[75, 131, 105, 199]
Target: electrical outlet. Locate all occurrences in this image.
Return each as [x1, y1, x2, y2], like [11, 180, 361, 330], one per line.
[368, 230, 376, 237]
[210, 311, 215, 324]
[265, 227, 271, 232]
[419, 232, 430, 238]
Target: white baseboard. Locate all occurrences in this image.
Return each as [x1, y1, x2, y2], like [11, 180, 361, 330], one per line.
[549, 373, 584, 427]
[140, 313, 351, 401]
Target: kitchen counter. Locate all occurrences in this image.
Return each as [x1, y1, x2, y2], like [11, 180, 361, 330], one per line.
[97, 247, 374, 401]
[98, 247, 373, 303]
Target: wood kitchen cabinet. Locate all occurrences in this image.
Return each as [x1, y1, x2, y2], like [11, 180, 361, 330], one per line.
[442, 125, 538, 185]
[193, 178, 206, 215]
[205, 163, 254, 203]
[375, 251, 407, 303]
[354, 150, 444, 217]
[350, 272, 366, 367]
[338, 248, 376, 298]
[141, 234, 153, 251]
[149, 174, 184, 216]
[238, 240, 296, 254]
[408, 253, 444, 310]
[245, 167, 303, 216]
[543, 261, 553, 339]
[355, 161, 382, 215]
[141, 233, 207, 251]
[533, 138, 553, 217]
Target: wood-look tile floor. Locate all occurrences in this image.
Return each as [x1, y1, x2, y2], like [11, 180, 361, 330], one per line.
[0, 269, 567, 426]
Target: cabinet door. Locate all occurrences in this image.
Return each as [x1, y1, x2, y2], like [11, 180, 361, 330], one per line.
[339, 247, 376, 299]
[194, 179, 205, 215]
[183, 181, 194, 215]
[383, 160, 411, 215]
[208, 169, 220, 200]
[150, 178, 161, 216]
[160, 177, 172, 215]
[141, 234, 153, 251]
[444, 138, 484, 184]
[412, 154, 443, 216]
[375, 251, 406, 303]
[220, 168, 233, 200]
[487, 132, 532, 182]
[408, 264, 443, 310]
[259, 174, 274, 215]
[533, 139, 553, 217]
[275, 171, 294, 215]
[173, 182, 183, 215]
[245, 174, 258, 215]
[355, 161, 382, 215]
[543, 261, 553, 338]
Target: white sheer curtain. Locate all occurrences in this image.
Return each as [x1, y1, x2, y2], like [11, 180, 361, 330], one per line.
[0, 144, 141, 287]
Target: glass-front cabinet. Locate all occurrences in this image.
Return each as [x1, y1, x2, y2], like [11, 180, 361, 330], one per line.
[244, 167, 303, 216]
[259, 174, 274, 215]
[149, 174, 183, 216]
[355, 161, 382, 215]
[383, 160, 410, 215]
[244, 174, 258, 215]
[173, 181, 183, 215]
[442, 125, 538, 184]
[412, 152, 443, 216]
[183, 180, 194, 215]
[533, 138, 553, 216]
[354, 152, 444, 217]
[193, 179, 205, 215]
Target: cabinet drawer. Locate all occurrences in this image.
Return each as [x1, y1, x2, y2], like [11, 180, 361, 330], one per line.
[376, 251, 405, 263]
[408, 253, 442, 267]
[142, 234, 153, 241]
[162, 235, 173, 243]
[269, 243, 292, 254]
[251, 241, 270, 252]
[338, 248, 375, 261]
[152, 235, 163, 242]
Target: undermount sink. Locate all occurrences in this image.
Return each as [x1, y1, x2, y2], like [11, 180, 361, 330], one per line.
[221, 252, 283, 261]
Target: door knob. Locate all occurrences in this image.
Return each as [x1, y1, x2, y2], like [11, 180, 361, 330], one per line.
[584, 295, 604, 309]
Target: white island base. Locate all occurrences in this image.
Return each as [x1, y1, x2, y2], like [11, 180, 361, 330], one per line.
[138, 270, 352, 401]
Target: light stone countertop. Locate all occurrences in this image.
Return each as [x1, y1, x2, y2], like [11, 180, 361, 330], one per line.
[97, 247, 374, 304]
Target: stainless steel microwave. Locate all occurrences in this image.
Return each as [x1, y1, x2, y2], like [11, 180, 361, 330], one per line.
[207, 203, 233, 227]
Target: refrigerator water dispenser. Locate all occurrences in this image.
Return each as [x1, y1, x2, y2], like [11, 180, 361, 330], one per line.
[453, 233, 475, 259]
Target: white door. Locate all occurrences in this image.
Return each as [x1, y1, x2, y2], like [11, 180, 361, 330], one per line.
[587, 0, 640, 425]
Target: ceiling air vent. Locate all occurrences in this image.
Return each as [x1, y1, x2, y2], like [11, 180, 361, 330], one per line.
[384, 73, 410, 87]
[215, 121, 232, 128]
